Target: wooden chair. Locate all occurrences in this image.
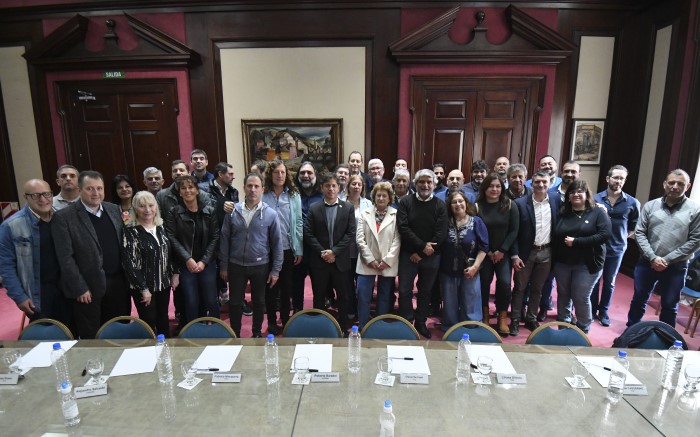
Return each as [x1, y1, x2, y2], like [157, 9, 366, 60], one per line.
[282, 309, 343, 338]
[96, 316, 156, 340]
[525, 322, 591, 347]
[179, 317, 237, 339]
[361, 315, 419, 340]
[19, 318, 74, 341]
[442, 321, 502, 343]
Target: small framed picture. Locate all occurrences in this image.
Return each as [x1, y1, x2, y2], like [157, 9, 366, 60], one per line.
[570, 119, 605, 165]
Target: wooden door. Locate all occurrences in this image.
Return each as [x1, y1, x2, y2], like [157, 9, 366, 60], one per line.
[411, 76, 543, 174]
[57, 79, 180, 201]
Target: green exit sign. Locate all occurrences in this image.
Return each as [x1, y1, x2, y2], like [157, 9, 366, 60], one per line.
[102, 71, 126, 79]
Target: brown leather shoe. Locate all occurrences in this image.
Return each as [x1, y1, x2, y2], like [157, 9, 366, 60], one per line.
[497, 311, 509, 336]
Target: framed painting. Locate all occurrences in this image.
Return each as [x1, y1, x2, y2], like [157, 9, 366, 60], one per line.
[241, 118, 343, 177]
[570, 119, 605, 165]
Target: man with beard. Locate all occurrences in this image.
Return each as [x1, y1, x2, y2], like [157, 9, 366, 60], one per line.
[526, 155, 562, 190]
[366, 158, 388, 199]
[464, 160, 489, 197]
[591, 165, 640, 327]
[52, 165, 80, 211]
[506, 164, 532, 200]
[142, 167, 164, 195]
[494, 156, 510, 187]
[190, 149, 214, 185]
[435, 169, 476, 203]
[432, 163, 447, 196]
[292, 161, 323, 312]
[335, 163, 350, 200]
[548, 161, 580, 202]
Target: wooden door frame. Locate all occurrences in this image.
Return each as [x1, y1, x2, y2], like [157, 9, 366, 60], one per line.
[409, 75, 545, 175]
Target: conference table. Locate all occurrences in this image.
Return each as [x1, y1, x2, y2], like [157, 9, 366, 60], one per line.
[0, 338, 697, 436]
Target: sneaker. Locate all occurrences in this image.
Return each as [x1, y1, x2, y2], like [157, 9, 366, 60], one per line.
[599, 312, 611, 327]
[219, 290, 230, 305]
[536, 308, 547, 322]
[242, 300, 253, 316]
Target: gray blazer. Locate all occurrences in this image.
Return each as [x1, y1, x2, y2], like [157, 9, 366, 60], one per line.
[52, 201, 124, 299]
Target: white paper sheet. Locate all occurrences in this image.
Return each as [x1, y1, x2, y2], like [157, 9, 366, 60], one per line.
[194, 345, 242, 374]
[109, 346, 157, 377]
[386, 345, 431, 375]
[19, 340, 78, 369]
[468, 345, 516, 375]
[290, 344, 333, 373]
[577, 355, 643, 387]
[657, 350, 700, 387]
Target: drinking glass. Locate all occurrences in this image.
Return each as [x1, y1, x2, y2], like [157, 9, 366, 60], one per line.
[306, 337, 318, 344]
[377, 356, 393, 384]
[86, 357, 105, 385]
[682, 364, 700, 392]
[294, 356, 310, 383]
[477, 356, 493, 378]
[2, 350, 22, 374]
[571, 361, 589, 389]
[181, 359, 196, 386]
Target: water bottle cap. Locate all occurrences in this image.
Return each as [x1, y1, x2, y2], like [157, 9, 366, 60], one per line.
[267, 334, 275, 341]
[60, 381, 71, 392]
[351, 326, 359, 333]
[674, 340, 683, 347]
[384, 400, 392, 408]
[462, 333, 470, 341]
[156, 334, 165, 342]
[53, 343, 61, 350]
[618, 350, 627, 358]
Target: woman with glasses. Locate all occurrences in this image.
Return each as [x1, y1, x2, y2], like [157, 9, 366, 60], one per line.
[552, 180, 611, 333]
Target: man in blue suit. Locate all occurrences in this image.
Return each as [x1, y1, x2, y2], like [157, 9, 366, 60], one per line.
[509, 171, 560, 335]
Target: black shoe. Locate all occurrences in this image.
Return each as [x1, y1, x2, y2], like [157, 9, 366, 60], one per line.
[599, 312, 611, 327]
[267, 324, 279, 335]
[429, 305, 441, 317]
[324, 298, 331, 309]
[243, 300, 253, 316]
[537, 308, 547, 322]
[415, 322, 432, 339]
[252, 332, 262, 338]
[509, 320, 520, 336]
[592, 311, 599, 321]
[524, 320, 540, 331]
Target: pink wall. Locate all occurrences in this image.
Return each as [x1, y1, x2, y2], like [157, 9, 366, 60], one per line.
[41, 13, 193, 167]
[398, 8, 558, 168]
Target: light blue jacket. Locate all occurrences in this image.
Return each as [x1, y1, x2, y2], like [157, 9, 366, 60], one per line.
[263, 189, 303, 257]
[0, 205, 42, 308]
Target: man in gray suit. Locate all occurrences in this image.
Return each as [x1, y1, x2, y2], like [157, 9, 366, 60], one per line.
[53, 170, 130, 339]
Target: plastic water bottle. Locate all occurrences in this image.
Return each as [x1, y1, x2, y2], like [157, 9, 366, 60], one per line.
[661, 340, 684, 390]
[59, 381, 81, 427]
[348, 325, 361, 373]
[50, 343, 71, 391]
[379, 400, 395, 437]
[155, 334, 173, 383]
[265, 334, 280, 384]
[606, 350, 628, 404]
[456, 333, 471, 384]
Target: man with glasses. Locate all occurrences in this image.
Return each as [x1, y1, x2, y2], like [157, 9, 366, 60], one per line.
[627, 169, 700, 328]
[591, 165, 640, 327]
[52, 164, 80, 211]
[0, 180, 73, 329]
[397, 169, 448, 338]
[366, 158, 387, 199]
[190, 149, 214, 184]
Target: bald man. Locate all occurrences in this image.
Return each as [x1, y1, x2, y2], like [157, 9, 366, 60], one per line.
[0, 179, 73, 328]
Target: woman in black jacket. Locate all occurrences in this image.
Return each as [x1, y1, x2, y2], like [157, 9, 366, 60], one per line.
[552, 180, 611, 333]
[122, 191, 174, 336]
[165, 176, 220, 324]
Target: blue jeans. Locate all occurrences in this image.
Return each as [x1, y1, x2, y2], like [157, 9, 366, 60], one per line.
[479, 256, 512, 312]
[356, 275, 394, 329]
[590, 253, 624, 315]
[439, 272, 482, 331]
[179, 263, 219, 324]
[553, 262, 602, 332]
[397, 252, 440, 324]
[627, 260, 688, 327]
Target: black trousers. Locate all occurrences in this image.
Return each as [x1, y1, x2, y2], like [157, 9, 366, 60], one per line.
[310, 262, 350, 331]
[132, 287, 171, 337]
[266, 249, 294, 328]
[228, 263, 268, 337]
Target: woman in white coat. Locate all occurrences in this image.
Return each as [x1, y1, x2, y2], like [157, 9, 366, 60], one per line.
[356, 181, 401, 329]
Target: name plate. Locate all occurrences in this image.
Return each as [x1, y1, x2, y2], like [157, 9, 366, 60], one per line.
[471, 373, 492, 385]
[0, 374, 19, 385]
[623, 385, 648, 396]
[212, 373, 241, 383]
[311, 372, 340, 383]
[74, 383, 108, 399]
[496, 373, 527, 384]
[399, 373, 429, 385]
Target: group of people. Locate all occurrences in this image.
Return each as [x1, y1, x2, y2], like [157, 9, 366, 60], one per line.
[1, 148, 699, 341]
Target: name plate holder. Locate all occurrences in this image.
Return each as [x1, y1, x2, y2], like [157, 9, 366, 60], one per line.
[212, 373, 241, 383]
[311, 372, 340, 383]
[496, 373, 527, 384]
[399, 373, 429, 385]
[0, 374, 19, 385]
[623, 385, 648, 396]
[74, 383, 108, 399]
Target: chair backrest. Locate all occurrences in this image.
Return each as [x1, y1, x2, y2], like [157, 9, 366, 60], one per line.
[96, 316, 156, 340]
[282, 309, 343, 338]
[612, 320, 687, 350]
[442, 321, 502, 343]
[19, 318, 74, 341]
[179, 317, 237, 339]
[526, 322, 591, 347]
[361, 315, 419, 340]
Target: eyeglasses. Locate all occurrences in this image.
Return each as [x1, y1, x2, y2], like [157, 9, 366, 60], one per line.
[25, 192, 53, 200]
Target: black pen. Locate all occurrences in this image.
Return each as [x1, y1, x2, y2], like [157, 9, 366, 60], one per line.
[581, 362, 612, 371]
[309, 369, 319, 372]
[388, 357, 414, 361]
[470, 363, 478, 370]
[196, 368, 219, 372]
[81, 368, 87, 377]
